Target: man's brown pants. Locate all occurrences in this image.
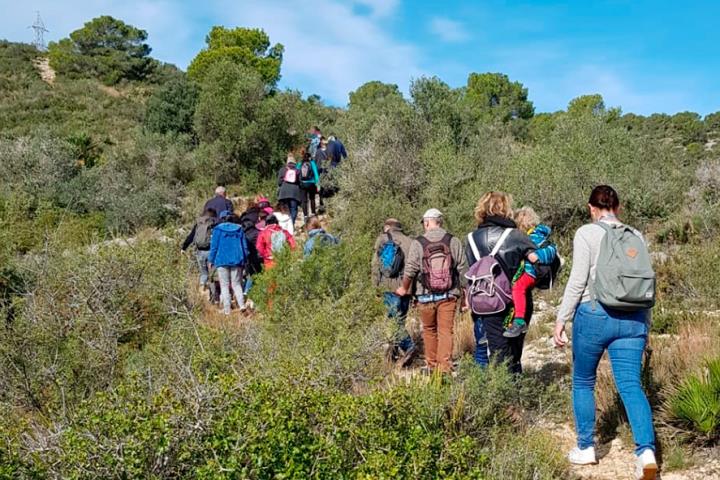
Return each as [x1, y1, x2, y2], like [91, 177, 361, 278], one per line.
[417, 298, 457, 373]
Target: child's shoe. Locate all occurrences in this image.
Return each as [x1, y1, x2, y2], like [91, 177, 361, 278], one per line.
[503, 318, 528, 338]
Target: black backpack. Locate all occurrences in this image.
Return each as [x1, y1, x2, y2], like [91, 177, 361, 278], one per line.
[300, 161, 314, 183]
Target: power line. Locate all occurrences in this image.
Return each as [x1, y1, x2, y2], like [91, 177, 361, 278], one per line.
[28, 11, 49, 51]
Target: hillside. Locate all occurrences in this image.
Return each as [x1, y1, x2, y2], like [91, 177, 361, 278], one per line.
[1, 20, 720, 480]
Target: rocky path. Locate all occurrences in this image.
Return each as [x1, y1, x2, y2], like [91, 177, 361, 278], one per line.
[33, 57, 55, 84]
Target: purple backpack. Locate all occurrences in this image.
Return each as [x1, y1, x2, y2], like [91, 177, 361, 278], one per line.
[465, 229, 513, 315]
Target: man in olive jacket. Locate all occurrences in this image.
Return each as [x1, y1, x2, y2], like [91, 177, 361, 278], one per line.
[372, 219, 414, 362]
[396, 209, 467, 374]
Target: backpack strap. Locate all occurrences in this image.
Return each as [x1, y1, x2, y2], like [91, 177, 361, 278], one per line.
[490, 228, 512, 257]
[441, 233, 452, 246]
[467, 232, 481, 262]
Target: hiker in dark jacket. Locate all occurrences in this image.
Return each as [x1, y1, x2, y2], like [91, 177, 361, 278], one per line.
[371, 218, 415, 365]
[208, 211, 249, 315]
[238, 212, 263, 298]
[465, 192, 537, 373]
[182, 207, 217, 294]
[204, 186, 233, 216]
[277, 153, 302, 227]
[327, 135, 347, 167]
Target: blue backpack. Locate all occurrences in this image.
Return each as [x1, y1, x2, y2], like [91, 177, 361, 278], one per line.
[378, 233, 404, 279]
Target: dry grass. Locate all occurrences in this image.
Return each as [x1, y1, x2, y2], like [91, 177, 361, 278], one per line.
[650, 318, 720, 388]
[454, 311, 476, 359]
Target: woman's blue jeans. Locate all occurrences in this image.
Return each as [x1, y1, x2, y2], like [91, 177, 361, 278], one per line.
[572, 302, 655, 455]
[472, 314, 490, 367]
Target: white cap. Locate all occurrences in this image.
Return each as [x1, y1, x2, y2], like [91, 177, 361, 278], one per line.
[422, 208, 443, 220]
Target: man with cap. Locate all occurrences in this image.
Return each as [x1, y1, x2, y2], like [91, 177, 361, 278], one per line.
[204, 186, 234, 216]
[372, 218, 415, 366]
[395, 209, 467, 374]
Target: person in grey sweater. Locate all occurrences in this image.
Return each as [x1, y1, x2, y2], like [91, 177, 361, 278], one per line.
[395, 209, 467, 373]
[554, 185, 656, 479]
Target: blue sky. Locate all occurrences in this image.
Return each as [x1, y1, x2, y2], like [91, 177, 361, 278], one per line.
[2, 0, 719, 115]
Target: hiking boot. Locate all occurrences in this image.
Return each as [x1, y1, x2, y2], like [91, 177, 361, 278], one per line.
[635, 449, 657, 480]
[503, 321, 528, 338]
[396, 346, 418, 368]
[567, 446, 597, 465]
[383, 343, 398, 364]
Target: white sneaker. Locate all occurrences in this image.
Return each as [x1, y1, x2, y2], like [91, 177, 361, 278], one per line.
[568, 446, 597, 465]
[635, 449, 657, 480]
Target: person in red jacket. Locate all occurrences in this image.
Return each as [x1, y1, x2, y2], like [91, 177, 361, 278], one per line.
[256, 214, 296, 269]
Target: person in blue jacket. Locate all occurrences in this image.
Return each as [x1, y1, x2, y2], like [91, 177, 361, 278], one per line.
[208, 211, 249, 315]
[298, 151, 320, 218]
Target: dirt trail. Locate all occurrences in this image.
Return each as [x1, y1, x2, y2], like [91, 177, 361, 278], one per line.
[33, 57, 55, 84]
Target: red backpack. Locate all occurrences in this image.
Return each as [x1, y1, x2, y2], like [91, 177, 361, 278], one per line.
[418, 234, 454, 293]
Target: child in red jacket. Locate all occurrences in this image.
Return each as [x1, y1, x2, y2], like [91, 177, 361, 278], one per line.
[256, 214, 296, 269]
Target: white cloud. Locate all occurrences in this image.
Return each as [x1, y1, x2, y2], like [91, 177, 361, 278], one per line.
[428, 17, 470, 43]
[0, 0, 421, 105]
[213, 0, 423, 104]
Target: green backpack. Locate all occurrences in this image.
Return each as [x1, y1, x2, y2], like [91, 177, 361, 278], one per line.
[592, 222, 656, 311]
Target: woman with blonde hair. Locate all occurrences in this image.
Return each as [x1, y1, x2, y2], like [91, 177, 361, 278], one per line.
[465, 191, 537, 372]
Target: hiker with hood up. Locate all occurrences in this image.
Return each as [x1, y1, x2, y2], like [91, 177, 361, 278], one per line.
[181, 207, 218, 295]
[395, 209, 467, 374]
[239, 195, 271, 227]
[256, 214, 297, 269]
[372, 218, 415, 365]
[208, 210, 249, 315]
[303, 216, 339, 257]
[277, 153, 302, 228]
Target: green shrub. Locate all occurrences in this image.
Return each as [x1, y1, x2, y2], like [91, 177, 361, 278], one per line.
[667, 358, 720, 442]
[47, 16, 157, 85]
[0, 239, 186, 414]
[144, 76, 198, 135]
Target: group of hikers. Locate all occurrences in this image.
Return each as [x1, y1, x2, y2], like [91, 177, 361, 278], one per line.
[182, 186, 339, 314]
[181, 133, 658, 480]
[371, 186, 658, 480]
[277, 126, 347, 226]
[182, 127, 346, 315]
